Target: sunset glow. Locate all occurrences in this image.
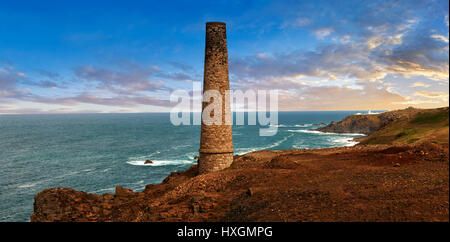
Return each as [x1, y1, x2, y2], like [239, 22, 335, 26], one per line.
[0, 0, 448, 113]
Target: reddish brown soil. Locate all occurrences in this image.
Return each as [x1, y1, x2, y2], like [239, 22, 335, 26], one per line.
[31, 142, 449, 222]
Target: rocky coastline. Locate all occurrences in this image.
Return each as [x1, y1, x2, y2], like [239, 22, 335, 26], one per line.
[30, 107, 449, 222]
[316, 107, 420, 135]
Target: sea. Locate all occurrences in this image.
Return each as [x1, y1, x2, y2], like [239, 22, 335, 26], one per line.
[0, 111, 374, 221]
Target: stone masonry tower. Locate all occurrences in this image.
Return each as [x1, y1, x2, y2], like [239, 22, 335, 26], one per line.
[199, 22, 234, 174]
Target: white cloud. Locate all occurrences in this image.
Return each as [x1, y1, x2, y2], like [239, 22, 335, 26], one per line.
[414, 91, 449, 100]
[411, 82, 430, 88]
[314, 28, 334, 39]
[431, 34, 449, 43]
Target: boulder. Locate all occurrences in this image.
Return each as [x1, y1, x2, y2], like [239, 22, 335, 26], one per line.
[115, 186, 134, 197]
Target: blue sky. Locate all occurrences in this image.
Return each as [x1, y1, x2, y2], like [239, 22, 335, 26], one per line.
[0, 0, 448, 113]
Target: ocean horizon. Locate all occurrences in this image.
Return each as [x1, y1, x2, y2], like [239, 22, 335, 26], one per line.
[0, 111, 381, 221]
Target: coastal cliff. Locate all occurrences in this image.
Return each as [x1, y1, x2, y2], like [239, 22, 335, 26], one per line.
[30, 107, 449, 222]
[317, 107, 449, 146]
[358, 107, 449, 145]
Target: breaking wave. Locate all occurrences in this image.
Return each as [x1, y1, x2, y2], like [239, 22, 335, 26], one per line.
[126, 159, 194, 166]
[287, 129, 365, 147]
[235, 133, 294, 155]
[287, 129, 365, 136]
[331, 137, 360, 146]
[269, 123, 323, 128]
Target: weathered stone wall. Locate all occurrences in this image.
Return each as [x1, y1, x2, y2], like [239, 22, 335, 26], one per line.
[199, 22, 234, 174]
[198, 152, 234, 174]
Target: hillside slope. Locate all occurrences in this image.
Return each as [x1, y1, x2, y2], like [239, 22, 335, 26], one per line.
[358, 107, 449, 146]
[316, 108, 421, 135]
[316, 107, 449, 146]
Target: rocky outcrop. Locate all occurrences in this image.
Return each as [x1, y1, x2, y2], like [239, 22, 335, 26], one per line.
[31, 165, 199, 222]
[357, 107, 449, 145]
[316, 107, 420, 135]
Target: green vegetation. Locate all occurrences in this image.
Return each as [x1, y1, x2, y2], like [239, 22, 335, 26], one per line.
[411, 109, 449, 124]
[359, 107, 449, 145]
[396, 128, 418, 138]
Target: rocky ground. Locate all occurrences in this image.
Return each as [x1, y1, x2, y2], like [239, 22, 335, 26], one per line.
[31, 141, 449, 222]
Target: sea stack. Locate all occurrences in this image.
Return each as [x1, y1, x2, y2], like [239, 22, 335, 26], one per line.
[198, 22, 234, 174]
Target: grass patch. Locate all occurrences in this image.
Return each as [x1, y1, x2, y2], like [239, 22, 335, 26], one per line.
[396, 128, 418, 138]
[362, 135, 397, 144]
[361, 108, 449, 145]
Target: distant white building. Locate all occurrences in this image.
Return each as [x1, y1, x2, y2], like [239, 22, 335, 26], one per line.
[355, 109, 382, 115]
[367, 109, 380, 115]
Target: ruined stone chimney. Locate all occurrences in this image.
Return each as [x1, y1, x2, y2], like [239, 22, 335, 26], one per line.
[198, 22, 234, 174]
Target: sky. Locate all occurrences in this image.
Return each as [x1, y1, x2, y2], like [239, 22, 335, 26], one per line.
[0, 0, 448, 113]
